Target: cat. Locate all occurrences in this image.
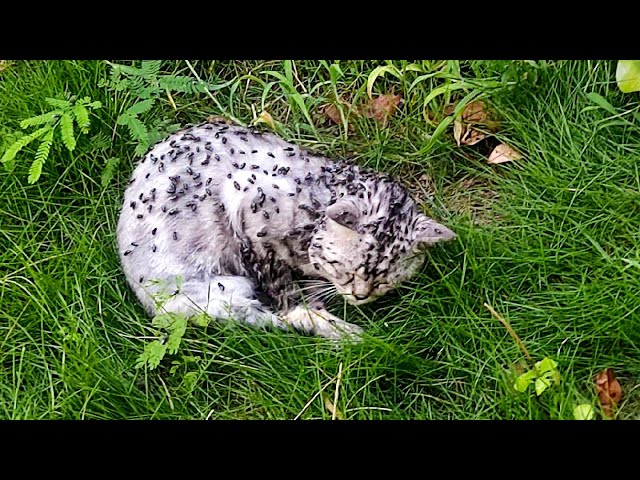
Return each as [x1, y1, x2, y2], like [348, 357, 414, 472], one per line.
[116, 121, 456, 340]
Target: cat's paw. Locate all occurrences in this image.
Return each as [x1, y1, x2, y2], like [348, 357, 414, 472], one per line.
[282, 306, 364, 341]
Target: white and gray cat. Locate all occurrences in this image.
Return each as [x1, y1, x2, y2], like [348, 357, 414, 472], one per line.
[117, 121, 456, 339]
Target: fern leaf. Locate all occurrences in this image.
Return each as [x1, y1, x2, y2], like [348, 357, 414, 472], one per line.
[112, 63, 143, 77]
[35, 128, 54, 163]
[72, 104, 90, 134]
[141, 60, 162, 77]
[20, 110, 62, 129]
[60, 111, 76, 151]
[158, 75, 197, 93]
[134, 141, 151, 157]
[45, 97, 71, 108]
[85, 100, 102, 110]
[1, 126, 49, 164]
[100, 157, 120, 188]
[125, 99, 155, 116]
[116, 113, 131, 126]
[166, 316, 187, 355]
[27, 128, 55, 183]
[135, 340, 167, 370]
[126, 116, 149, 145]
[28, 159, 44, 184]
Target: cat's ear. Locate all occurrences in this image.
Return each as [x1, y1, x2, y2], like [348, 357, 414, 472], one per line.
[413, 214, 456, 249]
[326, 200, 360, 231]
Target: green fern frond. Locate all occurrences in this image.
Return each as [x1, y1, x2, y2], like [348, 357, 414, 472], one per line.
[100, 157, 120, 188]
[60, 111, 76, 151]
[112, 63, 143, 77]
[141, 60, 162, 77]
[158, 75, 200, 93]
[45, 97, 71, 108]
[28, 129, 54, 184]
[20, 110, 62, 129]
[116, 113, 131, 126]
[35, 128, 54, 162]
[126, 116, 149, 145]
[85, 100, 102, 109]
[72, 104, 90, 134]
[135, 340, 167, 370]
[1, 126, 50, 164]
[125, 99, 155, 116]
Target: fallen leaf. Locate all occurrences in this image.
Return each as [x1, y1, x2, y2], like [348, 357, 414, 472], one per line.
[453, 120, 464, 146]
[453, 121, 488, 146]
[595, 368, 623, 418]
[443, 102, 458, 117]
[254, 110, 276, 130]
[322, 104, 341, 124]
[323, 396, 344, 420]
[207, 115, 233, 125]
[363, 92, 402, 125]
[461, 126, 487, 146]
[488, 143, 524, 164]
[322, 104, 355, 132]
[462, 100, 500, 131]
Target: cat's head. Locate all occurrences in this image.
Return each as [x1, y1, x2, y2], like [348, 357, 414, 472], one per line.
[308, 183, 456, 305]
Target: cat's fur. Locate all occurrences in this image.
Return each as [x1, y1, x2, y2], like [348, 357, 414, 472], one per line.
[117, 121, 456, 339]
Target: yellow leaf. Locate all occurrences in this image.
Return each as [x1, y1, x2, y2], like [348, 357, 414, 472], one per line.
[255, 110, 276, 130]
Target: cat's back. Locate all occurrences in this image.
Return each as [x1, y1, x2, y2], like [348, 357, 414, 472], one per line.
[116, 122, 330, 291]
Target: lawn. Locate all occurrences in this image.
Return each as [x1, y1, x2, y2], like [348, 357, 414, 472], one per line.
[0, 60, 638, 419]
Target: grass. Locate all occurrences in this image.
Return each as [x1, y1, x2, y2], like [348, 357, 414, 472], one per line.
[1, 60, 639, 419]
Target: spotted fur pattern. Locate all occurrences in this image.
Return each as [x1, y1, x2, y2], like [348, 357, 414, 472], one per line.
[116, 122, 456, 339]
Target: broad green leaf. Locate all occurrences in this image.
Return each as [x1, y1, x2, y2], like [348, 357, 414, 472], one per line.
[535, 357, 558, 374]
[573, 404, 595, 420]
[514, 370, 537, 392]
[535, 376, 553, 396]
[367, 64, 402, 99]
[585, 92, 618, 115]
[616, 60, 640, 93]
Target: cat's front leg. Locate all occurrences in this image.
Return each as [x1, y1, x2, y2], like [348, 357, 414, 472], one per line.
[281, 305, 364, 340]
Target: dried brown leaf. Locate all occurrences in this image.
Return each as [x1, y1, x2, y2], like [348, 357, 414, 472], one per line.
[595, 368, 623, 418]
[462, 100, 500, 131]
[322, 104, 354, 132]
[461, 127, 487, 146]
[363, 93, 402, 125]
[443, 102, 458, 117]
[488, 143, 524, 164]
[323, 396, 344, 420]
[453, 120, 464, 146]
